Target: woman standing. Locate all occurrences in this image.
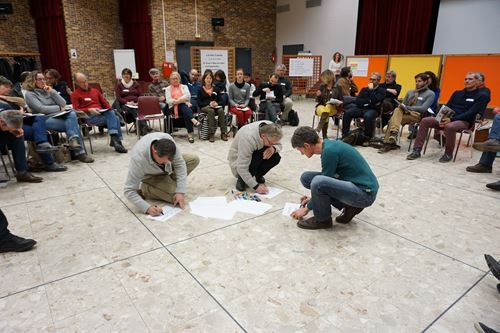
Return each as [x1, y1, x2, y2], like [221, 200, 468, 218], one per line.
[197, 72, 227, 142]
[315, 69, 338, 139]
[228, 68, 251, 128]
[328, 52, 344, 81]
[165, 72, 199, 143]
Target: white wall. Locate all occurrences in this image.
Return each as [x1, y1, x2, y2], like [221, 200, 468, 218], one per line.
[275, 0, 359, 70]
[433, 0, 500, 54]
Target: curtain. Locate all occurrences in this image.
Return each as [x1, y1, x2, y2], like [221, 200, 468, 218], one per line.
[355, 0, 440, 55]
[119, 0, 154, 81]
[30, 0, 72, 88]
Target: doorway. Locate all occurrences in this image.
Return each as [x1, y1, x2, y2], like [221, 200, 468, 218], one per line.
[175, 40, 214, 73]
[236, 48, 252, 74]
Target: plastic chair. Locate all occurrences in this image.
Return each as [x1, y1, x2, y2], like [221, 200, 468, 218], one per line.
[137, 96, 165, 137]
[423, 121, 477, 162]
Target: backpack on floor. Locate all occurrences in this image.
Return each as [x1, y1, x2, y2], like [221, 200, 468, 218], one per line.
[342, 128, 367, 146]
[288, 109, 299, 126]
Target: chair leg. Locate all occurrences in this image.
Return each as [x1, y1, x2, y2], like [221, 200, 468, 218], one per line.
[136, 119, 140, 138]
[423, 128, 431, 155]
[453, 132, 464, 162]
[312, 113, 317, 127]
[398, 124, 404, 143]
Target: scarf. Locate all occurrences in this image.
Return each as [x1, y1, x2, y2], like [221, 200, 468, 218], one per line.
[171, 85, 183, 118]
[0, 95, 25, 109]
[121, 78, 134, 89]
[235, 81, 245, 89]
[407, 85, 428, 106]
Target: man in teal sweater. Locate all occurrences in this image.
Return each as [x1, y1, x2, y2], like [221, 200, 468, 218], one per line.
[290, 127, 379, 229]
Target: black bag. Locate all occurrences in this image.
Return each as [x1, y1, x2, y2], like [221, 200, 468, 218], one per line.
[342, 128, 367, 146]
[288, 109, 299, 126]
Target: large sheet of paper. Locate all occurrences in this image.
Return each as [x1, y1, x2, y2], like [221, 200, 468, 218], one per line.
[282, 203, 301, 216]
[200, 49, 228, 77]
[347, 58, 369, 77]
[228, 200, 272, 215]
[189, 196, 236, 220]
[289, 58, 314, 77]
[256, 187, 284, 199]
[146, 206, 182, 222]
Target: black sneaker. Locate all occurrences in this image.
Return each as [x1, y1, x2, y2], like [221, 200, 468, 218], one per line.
[236, 176, 246, 191]
[0, 234, 37, 253]
[486, 180, 500, 191]
[439, 154, 452, 163]
[256, 175, 265, 184]
[297, 216, 333, 230]
[484, 254, 500, 280]
[336, 206, 364, 224]
[44, 162, 67, 172]
[406, 150, 421, 160]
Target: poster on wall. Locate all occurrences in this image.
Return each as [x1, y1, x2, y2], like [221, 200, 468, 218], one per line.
[200, 49, 228, 76]
[347, 58, 369, 77]
[289, 58, 314, 77]
[113, 49, 136, 79]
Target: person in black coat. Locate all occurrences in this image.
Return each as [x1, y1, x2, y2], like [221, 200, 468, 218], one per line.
[253, 74, 283, 123]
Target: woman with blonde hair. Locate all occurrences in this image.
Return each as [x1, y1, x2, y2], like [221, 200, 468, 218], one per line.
[314, 69, 337, 139]
[165, 72, 199, 143]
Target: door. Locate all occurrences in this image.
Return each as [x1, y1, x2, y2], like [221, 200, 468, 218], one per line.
[236, 48, 252, 74]
[175, 40, 214, 73]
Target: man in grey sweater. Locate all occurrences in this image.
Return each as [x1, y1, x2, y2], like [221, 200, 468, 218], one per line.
[228, 121, 282, 193]
[378, 73, 435, 153]
[124, 133, 199, 216]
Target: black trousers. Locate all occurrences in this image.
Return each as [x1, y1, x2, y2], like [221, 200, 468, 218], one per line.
[248, 147, 281, 178]
[0, 209, 10, 241]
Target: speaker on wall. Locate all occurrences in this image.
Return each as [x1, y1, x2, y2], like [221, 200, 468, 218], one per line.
[211, 17, 224, 27]
[0, 3, 13, 14]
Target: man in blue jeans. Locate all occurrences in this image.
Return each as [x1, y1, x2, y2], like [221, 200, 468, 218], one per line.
[466, 111, 500, 191]
[290, 126, 379, 229]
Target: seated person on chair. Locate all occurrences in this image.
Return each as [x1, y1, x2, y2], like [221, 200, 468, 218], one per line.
[275, 64, 293, 122]
[71, 72, 127, 153]
[0, 110, 44, 182]
[253, 74, 284, 124]
[407, 72, 490, 163]
[197, 71, 228, 142]
[466, 107, 500, 191]
[290, 126, 379, 229]
[213, 70, 229, 110]
[148, 67, 168, 113]
[44, 69, 72, 104]
[23, 71, 93, 163]
[336, 66, 358, 102]
[1, 77, 65, 172]
[408, 71, 441, 140]
[124, 133, 200, 216]
[164, 72, 199, 143]
[315, 69, 338, 139]
[115, 68, 150, 136]
[342, 72, 385, 140]
[228, 68, 252, 129]
[228, 121, 282, 194]
[243, 72, 257, 112]
[10, 71, 30, 99]
[379, 70, 402, 128]
[378, 73, 435, 153]
[186, 69, 201, 112]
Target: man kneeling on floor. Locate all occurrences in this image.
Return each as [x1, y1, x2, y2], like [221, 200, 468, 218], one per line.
[290, 126, 379, 229]
[124, 133, 200, 216]
[228, 120, 282, 194]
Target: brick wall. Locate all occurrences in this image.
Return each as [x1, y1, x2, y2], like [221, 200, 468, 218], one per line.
[150, 0, 277, 81]
[62, 0, 123, 95]
[0, 0, 39, 54]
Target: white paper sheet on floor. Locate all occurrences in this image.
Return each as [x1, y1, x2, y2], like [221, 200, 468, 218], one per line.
[282, 203, 301, 216]
[146, 206, 182, 222]
[189, 197, 236, 220]
[228, 200, 272, 215]
[256, 186, 284, 199]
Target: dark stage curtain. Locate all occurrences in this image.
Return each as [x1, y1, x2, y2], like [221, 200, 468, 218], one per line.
[119, 0, 154, 81]
[355, 0, 440, 55]
[30, 0, 72, 87]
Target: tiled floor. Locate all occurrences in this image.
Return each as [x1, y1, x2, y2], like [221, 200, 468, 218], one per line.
[1, 99, 499, 332]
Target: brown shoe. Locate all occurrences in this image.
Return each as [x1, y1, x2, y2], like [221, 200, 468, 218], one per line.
[68, 137, 82, 151]
[16, 172, 43, 183]
[208, 133, 215, 142]
[473, 139, 500, 152]
[221, 133, 228, 141]
[335, 206, 364, 224]
[77, 154, 94, 163]
[297, 216, 333, 230]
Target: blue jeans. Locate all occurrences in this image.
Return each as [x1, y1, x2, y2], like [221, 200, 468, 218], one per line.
[260, 101, 280, 123]
[166, 103, 194, 133]
[86, 110, 123, 140]
[300, 171, 377, 221]
[479, 114, 500, 167]
[342, 106, 378, 138]
[23, 117, 55, 166]
[45, 111, 85, 155]
[0, 131, 28, 172]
